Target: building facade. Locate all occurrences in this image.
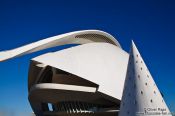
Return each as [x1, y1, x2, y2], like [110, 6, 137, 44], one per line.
[0, 30, 171, 116]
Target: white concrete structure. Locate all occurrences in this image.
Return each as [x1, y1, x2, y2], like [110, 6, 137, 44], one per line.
[0, 30, 171, 116]
[119, 41, 171, 116]
[0, 30, 120, 62]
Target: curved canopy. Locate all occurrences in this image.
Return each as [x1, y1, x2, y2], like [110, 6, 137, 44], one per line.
[31, 43, 129, 99]
[0, 30, 121, 62]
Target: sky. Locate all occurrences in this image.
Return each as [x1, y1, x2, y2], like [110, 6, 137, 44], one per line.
[0, 0, 175, 115]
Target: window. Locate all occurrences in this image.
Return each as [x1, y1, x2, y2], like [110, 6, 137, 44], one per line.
[48, 103, 53, 111]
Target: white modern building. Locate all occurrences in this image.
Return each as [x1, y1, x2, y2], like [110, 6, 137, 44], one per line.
[0, 30, 172, 116]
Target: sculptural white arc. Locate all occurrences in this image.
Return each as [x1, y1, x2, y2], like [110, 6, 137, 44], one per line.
[0, 30, 121, 62]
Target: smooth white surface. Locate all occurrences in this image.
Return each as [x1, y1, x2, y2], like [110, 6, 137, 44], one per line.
[119, 41, 171, 116]
[30, 83, 97, 93]
[33, 43, 129, 100]
[0, 30, 121, 62]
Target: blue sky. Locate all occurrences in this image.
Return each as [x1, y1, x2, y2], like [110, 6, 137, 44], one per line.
[0, 0, 175, 115]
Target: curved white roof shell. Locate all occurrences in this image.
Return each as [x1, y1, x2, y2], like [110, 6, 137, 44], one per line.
[32, 43, 129, 100]
[0, 29, 129, 100]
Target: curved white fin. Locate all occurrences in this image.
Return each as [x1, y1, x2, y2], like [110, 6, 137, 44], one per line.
[0, 30, 121, 62]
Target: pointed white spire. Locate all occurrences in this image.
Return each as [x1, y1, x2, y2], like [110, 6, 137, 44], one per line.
[119, 41, 172, 116]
